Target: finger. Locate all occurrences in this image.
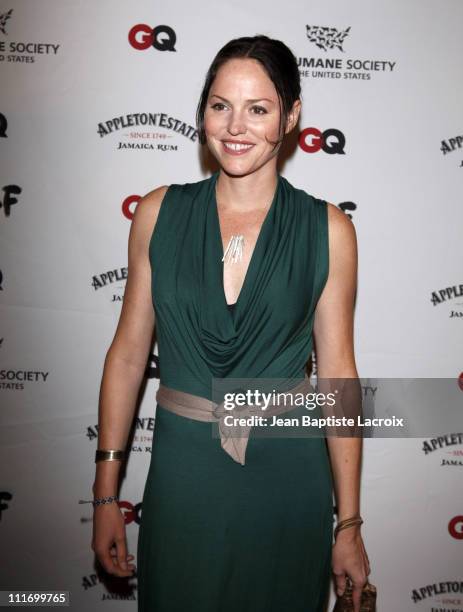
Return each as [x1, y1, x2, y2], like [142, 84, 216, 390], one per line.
[110, 543, 134, 565]
[110, 548, 135, 574]
[107, 556, 134, 577]
[352, 584, 362, 612]
[115, 535, 128, 570]
[112, 548, 135, 570]
[96, 549, 118, 576]
[109, 544, 123, 564]
[334, 573, 347, 596]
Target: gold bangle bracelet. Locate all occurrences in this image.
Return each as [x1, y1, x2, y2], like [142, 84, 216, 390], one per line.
[95, 449, 126, 462]
[334, 515, 363, 539]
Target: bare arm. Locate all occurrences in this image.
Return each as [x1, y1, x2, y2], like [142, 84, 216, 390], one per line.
[313, 202, 370, 607]
[93, 185, 168, 498]
[313, 203, 361, 522]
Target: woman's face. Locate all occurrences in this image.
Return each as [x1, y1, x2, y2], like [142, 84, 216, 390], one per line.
[204, 58, 294, 177]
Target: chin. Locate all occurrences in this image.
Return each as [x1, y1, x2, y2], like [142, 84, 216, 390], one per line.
[219, 163, 256, 178]
[217, 153, 260, 175]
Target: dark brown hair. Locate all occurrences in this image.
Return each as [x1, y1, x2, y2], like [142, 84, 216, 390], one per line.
[196, 35, 301, 148]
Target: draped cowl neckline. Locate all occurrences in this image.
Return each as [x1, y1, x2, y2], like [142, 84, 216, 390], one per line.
[199, 170, 292, 376]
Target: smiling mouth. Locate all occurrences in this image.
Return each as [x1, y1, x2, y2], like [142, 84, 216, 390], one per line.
[222, 141, 255, 154]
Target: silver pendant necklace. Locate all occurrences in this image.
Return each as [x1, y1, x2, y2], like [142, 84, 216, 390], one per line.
[222, 234, 245, 264]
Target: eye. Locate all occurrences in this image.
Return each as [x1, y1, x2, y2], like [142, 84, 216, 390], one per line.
[210, 102, 227, 111]
[251, 105, 267, 115]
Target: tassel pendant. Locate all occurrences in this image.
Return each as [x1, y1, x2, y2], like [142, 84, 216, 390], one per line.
[222, 234, 244, 264]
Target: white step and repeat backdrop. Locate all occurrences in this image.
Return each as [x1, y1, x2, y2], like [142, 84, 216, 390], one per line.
[1, 1, 462, 610]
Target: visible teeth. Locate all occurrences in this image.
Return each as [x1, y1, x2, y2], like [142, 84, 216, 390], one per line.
[224, 142, 253, 151]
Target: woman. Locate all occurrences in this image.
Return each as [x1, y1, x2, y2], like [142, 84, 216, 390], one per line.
[91, 35, 370, 612]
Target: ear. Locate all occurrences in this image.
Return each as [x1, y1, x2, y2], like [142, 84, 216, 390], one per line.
[285, 99, 301, 134]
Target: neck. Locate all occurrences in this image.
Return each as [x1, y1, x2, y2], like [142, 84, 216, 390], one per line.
[215, 162, 278, 213]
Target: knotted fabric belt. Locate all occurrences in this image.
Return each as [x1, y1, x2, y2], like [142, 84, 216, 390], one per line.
[155, 374, 315, 466]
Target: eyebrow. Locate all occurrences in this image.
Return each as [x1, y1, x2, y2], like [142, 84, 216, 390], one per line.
[209, 94, 275, 104]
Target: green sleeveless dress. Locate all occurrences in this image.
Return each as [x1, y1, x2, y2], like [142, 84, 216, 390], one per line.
[137, 171, 334, 612]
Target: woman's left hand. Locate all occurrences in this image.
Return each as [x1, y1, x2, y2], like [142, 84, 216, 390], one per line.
[332, 527, 371, 612]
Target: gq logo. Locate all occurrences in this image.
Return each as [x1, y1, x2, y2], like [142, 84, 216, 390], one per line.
[299, 127, 345, 154]
[122, 194, 141, 220]
[118, 500, 143, 525]
[448, 515, 463, 540]
[128, 24, 177, 52]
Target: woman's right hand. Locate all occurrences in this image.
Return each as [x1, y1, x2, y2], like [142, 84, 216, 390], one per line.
[91, 502, 136, 577]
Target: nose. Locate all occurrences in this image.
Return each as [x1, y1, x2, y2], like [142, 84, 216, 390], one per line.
[227, 110, 247, 136]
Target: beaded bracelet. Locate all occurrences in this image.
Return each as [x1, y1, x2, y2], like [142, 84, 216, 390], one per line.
[78, 495, 119, 508]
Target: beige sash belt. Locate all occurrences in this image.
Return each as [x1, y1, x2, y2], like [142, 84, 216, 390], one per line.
[156, 374, 315, 466]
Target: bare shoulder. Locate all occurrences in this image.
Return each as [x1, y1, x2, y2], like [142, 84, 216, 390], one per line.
[129, 185, 169, 256]
[325, 201, 357, 258]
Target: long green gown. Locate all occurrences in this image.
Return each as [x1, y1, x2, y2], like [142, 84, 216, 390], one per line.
[137, 171, 334, 611]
